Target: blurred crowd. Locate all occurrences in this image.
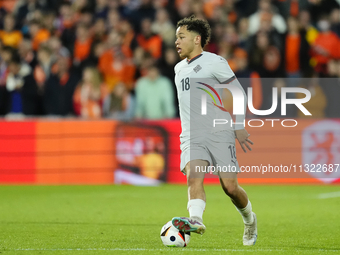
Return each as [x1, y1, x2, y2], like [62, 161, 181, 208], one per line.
[0, 0, 339, 119]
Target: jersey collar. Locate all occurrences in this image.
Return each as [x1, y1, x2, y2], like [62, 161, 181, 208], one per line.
[186, 53, 203, 64]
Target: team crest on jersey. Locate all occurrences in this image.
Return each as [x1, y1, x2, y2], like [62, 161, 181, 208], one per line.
[193, 65, 202, 73]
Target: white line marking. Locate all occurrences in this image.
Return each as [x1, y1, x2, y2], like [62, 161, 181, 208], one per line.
[6, 248, 340, 252]
[318, 191, 340, 199]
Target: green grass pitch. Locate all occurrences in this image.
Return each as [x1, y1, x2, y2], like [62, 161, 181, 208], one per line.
[0, 184, 340, 254]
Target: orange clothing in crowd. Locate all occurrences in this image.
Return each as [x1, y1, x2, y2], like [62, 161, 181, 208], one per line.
[0, 0, 16, 12]
[202, 0, 237, 23]
[290, 0, 299, 17]
[73, 83, 109, 118]
[250, 71, 263, 112]
[122, 30, 134, 49]
[0, 30, 23, 48]
[285, 34, 301, 73]
[203, 0, 223, 18]
[313, 32, 340, 65]
[276, 0, 299, 17]
[136, 34, 162, 59]
[32, 29, 51, 51]
[98, 47, 135, 91]
[74, 38, 93, 61]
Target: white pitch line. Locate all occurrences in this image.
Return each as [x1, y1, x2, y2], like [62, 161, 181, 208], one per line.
[7, 248, 340, 253]
[317, 191, 340, 199]
[11, 248, 272, 252]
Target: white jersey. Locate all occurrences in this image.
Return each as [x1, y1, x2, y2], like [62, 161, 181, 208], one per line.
[174, 51, 246, 144]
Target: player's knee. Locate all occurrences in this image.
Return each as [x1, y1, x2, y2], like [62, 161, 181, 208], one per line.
[187, 176, 203, 188]
[185, 161, 206, 180]
[184, 162, 191, 176]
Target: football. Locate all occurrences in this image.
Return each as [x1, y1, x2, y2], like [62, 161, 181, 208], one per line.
[160, 221, 191, 247]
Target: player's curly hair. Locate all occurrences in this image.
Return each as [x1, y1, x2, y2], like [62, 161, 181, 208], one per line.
[177, 15, 211, 48]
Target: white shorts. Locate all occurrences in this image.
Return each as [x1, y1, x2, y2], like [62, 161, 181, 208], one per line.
[180, 131, 240, 176]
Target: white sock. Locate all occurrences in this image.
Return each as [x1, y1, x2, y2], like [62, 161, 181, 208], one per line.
[187, 199, 206, 222]
[236, 200, 254, 224]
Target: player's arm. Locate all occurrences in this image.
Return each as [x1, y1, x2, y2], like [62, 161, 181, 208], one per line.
[212, 58, 253, 153]
[231, 78, 253, 153]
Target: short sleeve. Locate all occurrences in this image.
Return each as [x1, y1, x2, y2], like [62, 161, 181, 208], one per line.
[211, 57, 235, 84]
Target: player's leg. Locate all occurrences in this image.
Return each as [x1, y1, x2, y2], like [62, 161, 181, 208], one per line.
[187, 159, 207, 221]
[219, 174, 248, 208]
[172, 159, 207, 234]
[219, 174, 257, 245]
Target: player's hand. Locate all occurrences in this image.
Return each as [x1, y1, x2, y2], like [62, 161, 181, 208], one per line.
[235, 129, 253, 153]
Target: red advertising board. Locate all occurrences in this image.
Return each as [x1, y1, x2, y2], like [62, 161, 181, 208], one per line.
[0, 118, 339, 185]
